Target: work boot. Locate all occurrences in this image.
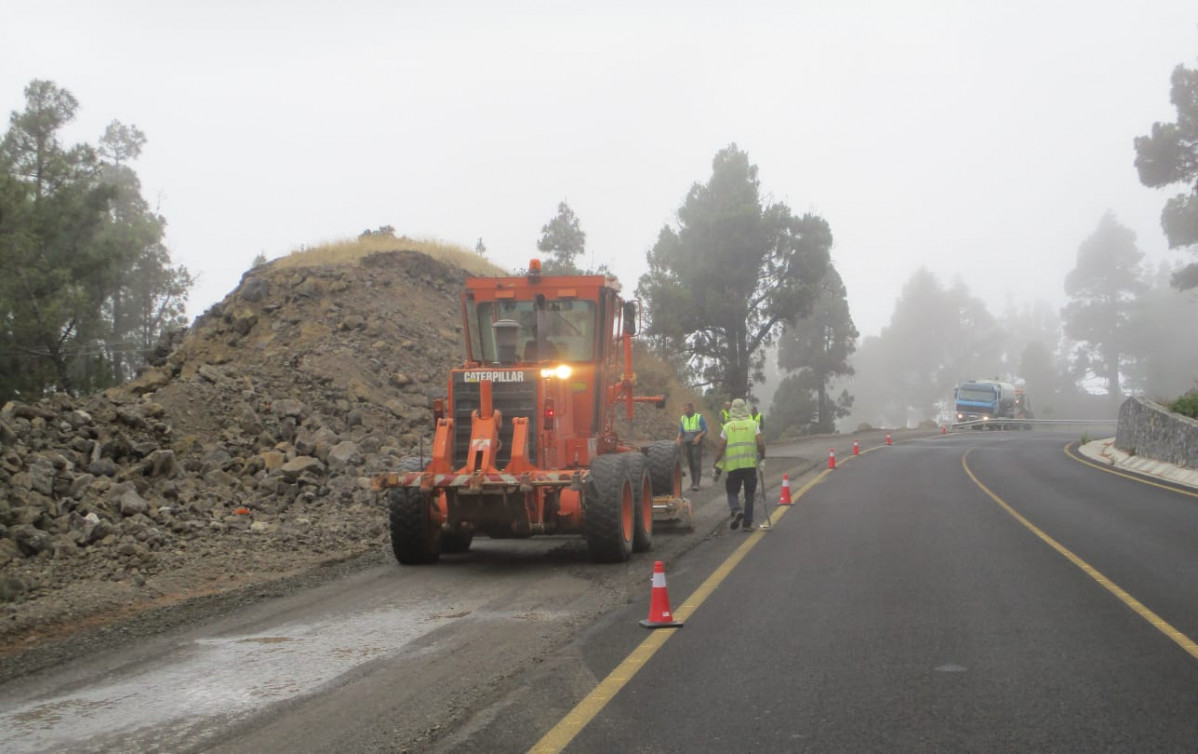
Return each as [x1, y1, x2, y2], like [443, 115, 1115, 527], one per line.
[730, 511, 743, 530]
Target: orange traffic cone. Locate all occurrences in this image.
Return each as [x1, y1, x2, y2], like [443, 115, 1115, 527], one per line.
[852, 440, 859, 456]
[885, 433, 892, 446]
[941, 425, 947, 434]
[639, 561, 684, 629]
[828, 448, 836, 469]
[777, 474, 793, 505]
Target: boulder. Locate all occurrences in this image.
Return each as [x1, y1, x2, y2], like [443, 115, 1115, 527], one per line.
[327, 441, 361, 470]
[274, 399, 307, 419]
[347, 379, 372, 403]
[229, 307, 259, 335]
[280, 456, 325, 482]
[119, 489, 150, 517]
[198, 364, 227, 384]
[11, 524, 52, 557]
[89, 457, 118, 477]
[145, 450, 179, 479]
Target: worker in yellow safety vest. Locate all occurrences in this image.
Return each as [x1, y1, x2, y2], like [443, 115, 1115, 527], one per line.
[750, 404, 764, 432]
[676, 402, 708, 491]
[712, 398, 766, 531]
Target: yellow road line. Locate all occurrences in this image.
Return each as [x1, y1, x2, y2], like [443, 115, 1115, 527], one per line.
[961, 448, 1198, 661]
[529, 468, 831, 754]
[1063, 442, 1198, 500]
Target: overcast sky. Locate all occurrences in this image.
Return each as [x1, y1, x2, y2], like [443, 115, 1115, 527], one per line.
[3, 1, 1196, 339]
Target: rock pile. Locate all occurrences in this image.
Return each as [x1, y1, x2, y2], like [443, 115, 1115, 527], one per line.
[0, 250, 470, 640]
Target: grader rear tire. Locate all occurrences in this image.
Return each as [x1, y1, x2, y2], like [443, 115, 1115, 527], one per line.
[585, 454, 634, 563]
[646, 440, 682, 498]
[623, 453, 653, 554]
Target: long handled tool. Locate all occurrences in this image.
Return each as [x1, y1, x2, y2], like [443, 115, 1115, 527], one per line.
[755, 465, 774, 530]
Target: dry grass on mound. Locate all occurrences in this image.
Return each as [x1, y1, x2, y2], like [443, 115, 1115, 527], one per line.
[273, 236, 509, 276]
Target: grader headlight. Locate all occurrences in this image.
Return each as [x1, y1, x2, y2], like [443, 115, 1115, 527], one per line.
[540, 364, 572, 380]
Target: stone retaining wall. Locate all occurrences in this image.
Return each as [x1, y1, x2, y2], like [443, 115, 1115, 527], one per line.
[1115, 397, 1198, 470]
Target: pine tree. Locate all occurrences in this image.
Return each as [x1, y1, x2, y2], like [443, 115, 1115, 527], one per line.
[636, 144, 831, 399]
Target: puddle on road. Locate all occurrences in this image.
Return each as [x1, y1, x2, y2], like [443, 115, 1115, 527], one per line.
[0, 606, 467, 753]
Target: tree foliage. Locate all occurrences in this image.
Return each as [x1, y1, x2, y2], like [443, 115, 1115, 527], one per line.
[359, 225, 396, 239]
[843, 216, 1194, 429]
[637, 144, 831, 400]
[1061, 212, 1145, 406]
[767, 372, 816, 438]
[842, 269, 1005, 428]
[0, 79, 191, 403]
[536, 201, 586, 274]
[1134, 61, 1198, 290]
[775, 264, 858, 433]
[1123, 261, 1198, 398]
[891, 270, 1002, 419]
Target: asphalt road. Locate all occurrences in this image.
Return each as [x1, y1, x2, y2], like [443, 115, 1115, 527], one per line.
[448, 430, 1198, 752]
[7, 427, 1196, 753]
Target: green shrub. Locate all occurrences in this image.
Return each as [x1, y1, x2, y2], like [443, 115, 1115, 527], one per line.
[1171, 391, 1198, 419]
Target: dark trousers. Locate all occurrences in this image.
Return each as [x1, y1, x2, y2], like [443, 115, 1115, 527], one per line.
[682, 441, 702, 487]
[725, 467, 757, 524]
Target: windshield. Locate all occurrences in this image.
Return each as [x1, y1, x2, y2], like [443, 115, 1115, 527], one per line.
[469, 299, 596, 363]
[958, 386, 997, 402]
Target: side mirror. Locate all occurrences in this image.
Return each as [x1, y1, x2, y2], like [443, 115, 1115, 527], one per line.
[623, 301, 638, 336]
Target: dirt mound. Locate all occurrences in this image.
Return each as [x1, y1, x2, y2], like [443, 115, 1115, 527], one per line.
[0, 250, 678, 660]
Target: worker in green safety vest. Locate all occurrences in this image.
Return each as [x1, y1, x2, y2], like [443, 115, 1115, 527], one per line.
[676, 402, 708, 491]
[712, 398, 766, 531]
[750, 404, 764, 432]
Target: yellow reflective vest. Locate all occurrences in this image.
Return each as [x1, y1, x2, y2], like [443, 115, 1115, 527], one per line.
[723, 418, 758, 472]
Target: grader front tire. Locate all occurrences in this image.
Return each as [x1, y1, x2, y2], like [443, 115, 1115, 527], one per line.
[585, 454, 634, 563]
[388, 488, 441, 565]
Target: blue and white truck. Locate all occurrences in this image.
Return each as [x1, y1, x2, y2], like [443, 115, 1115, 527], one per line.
[954, 379, 1026, 428]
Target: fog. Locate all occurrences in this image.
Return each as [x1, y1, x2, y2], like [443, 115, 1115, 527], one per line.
[837, 253, 1198, 431]
[3, 1, 1196, 421]
[2, 2, 1193, 331]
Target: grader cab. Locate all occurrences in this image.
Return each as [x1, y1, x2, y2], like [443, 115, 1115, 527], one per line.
[372, 259, 685, 564]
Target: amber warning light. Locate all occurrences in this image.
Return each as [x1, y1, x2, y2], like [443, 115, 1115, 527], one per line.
[540, 364, 572, 379]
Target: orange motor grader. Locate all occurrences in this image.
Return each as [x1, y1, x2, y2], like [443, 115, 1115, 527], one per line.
[372, 259, 685, 564]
